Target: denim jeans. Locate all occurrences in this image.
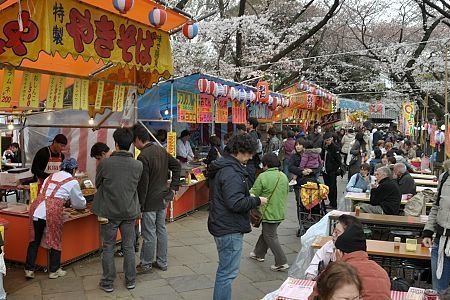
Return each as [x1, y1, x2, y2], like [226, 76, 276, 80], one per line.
[283, 158, 290, 177]
[140, 210, 168, 268]
[100, 219, 136, 286]
[213, 233, 243, 300]
[431, 240, 450, 294]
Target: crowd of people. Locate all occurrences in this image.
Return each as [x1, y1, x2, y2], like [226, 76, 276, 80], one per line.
[16, 117, 450, 299]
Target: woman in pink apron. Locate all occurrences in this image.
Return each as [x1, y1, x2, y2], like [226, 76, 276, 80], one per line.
[25, 158, 86, 279]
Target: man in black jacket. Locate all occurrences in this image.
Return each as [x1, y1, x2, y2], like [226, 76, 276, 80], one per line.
[321, 132, 341, 209]
[393, 163, 417, 195]
[133, 124, 181, 274]
[360, 166, 401, 215]
[208, 133, 267, 300]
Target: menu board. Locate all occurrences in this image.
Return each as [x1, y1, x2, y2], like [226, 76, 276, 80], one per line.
[177, 90, 197, 123]
[216, 97, 229, 124]
[167, 132, 177, 157]
[197, 94, 213, 123]
[232, 100, 247, 124]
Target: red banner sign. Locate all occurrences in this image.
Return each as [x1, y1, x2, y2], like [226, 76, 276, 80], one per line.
[256, 81, 269, 103]
[216, 97, 228, 124]
[232, 100, 246, 124]
[197, 94, 213, 123]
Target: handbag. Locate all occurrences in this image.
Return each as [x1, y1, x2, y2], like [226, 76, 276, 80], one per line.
[249, 174, 282, 228]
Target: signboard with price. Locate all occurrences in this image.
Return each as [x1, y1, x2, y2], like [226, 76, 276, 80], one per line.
[177, 90, 197, 123]
[232, 100, 247, 124]
[0, 68, 14, 108]
[167, 132, 177, 157]
[197, 94, 213, 123]
[215, 97, 229, 123]
[19, 72, 41, 108]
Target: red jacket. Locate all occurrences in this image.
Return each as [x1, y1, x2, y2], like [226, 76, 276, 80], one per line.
[342, 251, 391, 300]
[308, 251, 390, 300]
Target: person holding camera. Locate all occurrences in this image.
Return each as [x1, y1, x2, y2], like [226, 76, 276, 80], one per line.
[321, 132, 342, 209]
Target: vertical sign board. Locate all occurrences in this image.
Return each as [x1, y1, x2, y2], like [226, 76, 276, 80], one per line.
[177, 91, 197, 123]
[0, 68, 14, 108]
[197, 94, 213, 123]
[166, 132, 177, 157]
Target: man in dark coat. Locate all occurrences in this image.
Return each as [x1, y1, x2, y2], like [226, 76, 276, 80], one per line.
[321, 132, 342, 209]
[208, 133, 267, 300]
[133, 124, 181, 274]
[307, 124, 323, 148]
[360, 166, 401, 215]
[393, 163, 417, 195]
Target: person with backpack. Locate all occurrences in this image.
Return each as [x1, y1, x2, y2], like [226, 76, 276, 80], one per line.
[423, 159, 450, 295]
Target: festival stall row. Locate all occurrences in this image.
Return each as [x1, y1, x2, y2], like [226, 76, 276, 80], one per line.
[138, 73, 292, 219]
[0, 0, 189, 267]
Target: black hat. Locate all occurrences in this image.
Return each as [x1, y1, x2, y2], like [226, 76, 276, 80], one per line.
[180, 130, 190, 139]
[335, 223, 367, 253]
[52, 134, 68, 145]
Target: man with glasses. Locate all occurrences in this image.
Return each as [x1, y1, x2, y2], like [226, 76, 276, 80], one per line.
[359, 166, 401, 215]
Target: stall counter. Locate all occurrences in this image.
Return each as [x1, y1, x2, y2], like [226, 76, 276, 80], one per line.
[0, 203, 117, 268]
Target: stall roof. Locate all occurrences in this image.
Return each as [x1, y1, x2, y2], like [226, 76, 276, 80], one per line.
[138, 73, 287, 120]
[0, 0, 189, 33]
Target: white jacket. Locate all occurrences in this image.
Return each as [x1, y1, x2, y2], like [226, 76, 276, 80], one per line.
[341, 133, 355, 154]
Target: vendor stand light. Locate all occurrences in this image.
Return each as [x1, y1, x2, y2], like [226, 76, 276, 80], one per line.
[164, 107, 169, 115]
[7, 121, 14, 131]
[88, 118, 95, 125]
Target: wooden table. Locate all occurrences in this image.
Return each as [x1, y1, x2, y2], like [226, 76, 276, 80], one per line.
[411, 173, 437, 180]
[328, 211, 427, 235]
[412, 169, 432, 175]
[345, 192, 433, 211]
[416, 186, 437, 193]
[312, 236, 431, 260]
[414, 179, 439, 187]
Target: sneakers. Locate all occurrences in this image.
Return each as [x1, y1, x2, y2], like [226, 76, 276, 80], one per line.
[126, 282, 136, 290]
[48, 268, 67, 279]
[114, 249, 124, 257]
[136, 263, 152, 274]
[249, 252, 265, 262]
[271, 264, 290, 272]
[288, 179, 297, 186]
[24, 270, 34, 279]
[152, 262, 168, 271]
[99, 282, 114, 293]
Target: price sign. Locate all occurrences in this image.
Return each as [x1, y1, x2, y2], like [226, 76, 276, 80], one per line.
[216, 97, 228, 123]
[197, 94, 213, 123]
[95, 81, 104, 110]
[0, 68, 14, 108]
[167, 132, 177, 157]
[19, 72, 41, 108]
[177, 91, 197, 123]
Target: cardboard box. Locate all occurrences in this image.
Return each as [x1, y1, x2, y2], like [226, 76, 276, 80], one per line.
[0, 170, 33, 186]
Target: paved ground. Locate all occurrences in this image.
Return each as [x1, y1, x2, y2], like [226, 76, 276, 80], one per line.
[5, 178, 348, 300]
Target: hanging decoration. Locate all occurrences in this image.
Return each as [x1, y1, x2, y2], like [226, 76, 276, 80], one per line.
[222, 85, 230, 97]
[213, 82, 225, 97]
[435, 130, 445, 147]
[206, 80, 216, 95]
[229, 87, 237, 100]
[148, 7, 167, 28]
[238, 88, 247, 102]
[197, 78, 208, 93]
[248, 90, 256, 103]
[256, 81, 269, 103]
[183, 21, 199, 39]
[113, 0, 134, 14]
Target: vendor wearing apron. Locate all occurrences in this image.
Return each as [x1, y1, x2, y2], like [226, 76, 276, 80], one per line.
[25, 158, 86, 279]
[31, 134, 67, 182]
[176, 130, 194, 163]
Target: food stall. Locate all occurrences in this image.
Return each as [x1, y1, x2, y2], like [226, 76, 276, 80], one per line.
[278, 80, 335, 128]
[138, 73, 292, 220]
[0, 0, 189, 266]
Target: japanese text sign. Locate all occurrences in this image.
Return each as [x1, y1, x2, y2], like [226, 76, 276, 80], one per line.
[402, 102, 415, 136]
[46, 75, 65, 109]
[0, 0, 173, 75]
[216, 97, 229, 124]
[112, 85, 126, 112]
[177, 90, 197, 123]
[19, 72, 41, 108]
[192, 167, 206, 181]
[167, 132, 177, 157]
[256, 81, 269, 103]
[197, 94, 213, 123]
[249, 103, 273, 121]
[232, 100, 247, 124]
[0, 68, 14, 108]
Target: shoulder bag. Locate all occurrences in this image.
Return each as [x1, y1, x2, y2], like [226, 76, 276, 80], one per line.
[249, 174, 282, 228]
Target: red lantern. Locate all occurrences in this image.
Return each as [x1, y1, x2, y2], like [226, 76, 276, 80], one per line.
[113, 0, 134, 14]
[206, 80, 216, 95]
[256, 81, 269, 103]
[222, 85, 230, 97]
[197, 78, 208, 93]
[149, 8, 167, 28]
[183, 21, 199, 39]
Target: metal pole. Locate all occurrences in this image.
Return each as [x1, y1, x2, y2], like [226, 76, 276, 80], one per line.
[170, 81, 174, 133]
[445, 49, 449, 158]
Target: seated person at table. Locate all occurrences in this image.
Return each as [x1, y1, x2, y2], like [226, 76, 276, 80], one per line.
[393, 163, 416, 195]
[404, 141, 417, 159]
[305, 215, 360, 279]
[394, 149, 417, 172]
[375, 153, 390, 170]
[313, 261, 362, 300]
[335, 223, 391, 300]
[309, 223, 391, 300]
[360, 166, 401, 215]
[369, 149, 382, 175]
[346, 163, 375, 193]
[3, 142, 21, 163]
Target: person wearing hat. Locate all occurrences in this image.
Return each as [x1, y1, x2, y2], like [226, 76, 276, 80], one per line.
[176, 130, 194, 163]
[25, 158, 86, 280]
[334, 223, 391, 300]
[31, 134, 68, 181]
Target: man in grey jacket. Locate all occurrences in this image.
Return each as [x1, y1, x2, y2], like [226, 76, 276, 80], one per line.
[92, 128, 143, 293]
[133, 124, 181, 274]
